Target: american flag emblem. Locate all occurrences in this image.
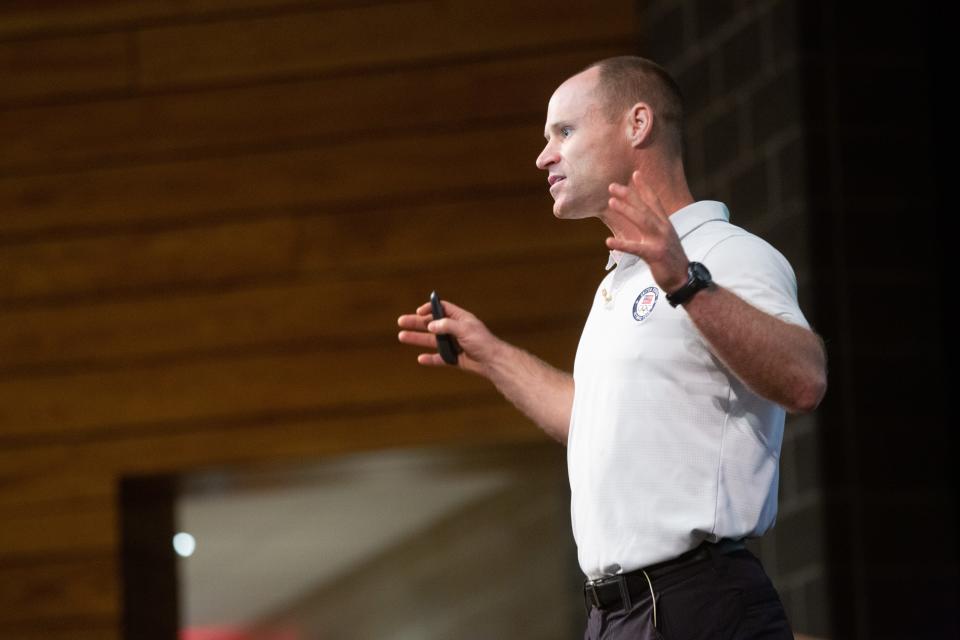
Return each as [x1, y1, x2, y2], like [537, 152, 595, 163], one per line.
[632, 286, 660, 322]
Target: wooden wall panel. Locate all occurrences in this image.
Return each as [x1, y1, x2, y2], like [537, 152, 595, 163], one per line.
[0, 217, 300, 303]
[1, 47, 619, 174]
[0, 621, 119, 640]
[0, 326, 580, 441]
[0, 194, 602, 305]
[0, 253, 602, 370]
[293, 195, 605, 276]
[0, 32, 130, 105]
[0, 0, 414, 39]
[0, 555, 119, 622]
[0, 402, 544, 510]
[137, 0, 634, 88]
[0, 498, 116, 557]
[0, 124, 541, 235]
[0, 0, 635, 635]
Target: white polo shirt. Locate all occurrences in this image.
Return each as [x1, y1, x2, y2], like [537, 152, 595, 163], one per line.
[567, 200, 810, 580]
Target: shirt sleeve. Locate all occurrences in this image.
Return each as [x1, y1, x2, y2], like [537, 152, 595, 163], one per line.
[702, 232, 810, 329]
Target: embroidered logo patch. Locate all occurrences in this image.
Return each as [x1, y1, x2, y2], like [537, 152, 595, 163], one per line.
[632, 287, 659, 322]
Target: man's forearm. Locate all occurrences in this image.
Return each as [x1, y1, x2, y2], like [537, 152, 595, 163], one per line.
[481, 339, 574, 444]
[399, 299, 575, 443]
[683, 284, 827, 413]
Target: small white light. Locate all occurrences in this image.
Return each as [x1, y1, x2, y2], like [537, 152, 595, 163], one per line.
[173, 532, 196, 558]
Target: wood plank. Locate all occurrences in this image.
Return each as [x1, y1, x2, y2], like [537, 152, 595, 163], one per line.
[0, 498, 116, 557]
[0, 216, 299, 304]
[0, 250, 604, 369]
[0, 32, 129, 105]
[0, 325, 581, 441]
[0, 47, 616, 173]
[0, 192, 605, 306]
[0, 555, 118, 624]
[294, 193, 607, 278]
[0, 401, 548, 509]
[0, 122, 542, 235]
[0, 0, 413, 39]
[0, 619, 118, 640]
[137, 0, 635, 88]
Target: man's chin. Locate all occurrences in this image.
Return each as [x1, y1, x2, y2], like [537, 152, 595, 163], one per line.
[552, 199, 594, 221]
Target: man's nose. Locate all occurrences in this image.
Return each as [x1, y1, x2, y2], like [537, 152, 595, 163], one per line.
[536, 143, 558, 170]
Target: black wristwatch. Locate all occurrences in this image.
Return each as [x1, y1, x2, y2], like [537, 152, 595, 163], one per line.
[666, 262, 712, 307]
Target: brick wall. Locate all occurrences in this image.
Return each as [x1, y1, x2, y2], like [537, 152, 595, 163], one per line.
[639, 0, 830, 635]
[640, 1, 959, 638]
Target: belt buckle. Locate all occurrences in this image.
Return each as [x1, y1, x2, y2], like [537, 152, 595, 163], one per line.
[585, 579, 602, 609]
[585, 575, 632, 612]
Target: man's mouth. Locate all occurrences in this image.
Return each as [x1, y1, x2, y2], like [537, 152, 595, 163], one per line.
[548, 175, 566, 187]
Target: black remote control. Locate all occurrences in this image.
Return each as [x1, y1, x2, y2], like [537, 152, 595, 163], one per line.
[430, 291, 460, 365]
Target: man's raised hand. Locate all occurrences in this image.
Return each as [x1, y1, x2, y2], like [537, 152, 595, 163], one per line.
[605, 170, 689, 294]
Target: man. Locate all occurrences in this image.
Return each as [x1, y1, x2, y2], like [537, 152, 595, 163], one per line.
[397, 56, 826, 639]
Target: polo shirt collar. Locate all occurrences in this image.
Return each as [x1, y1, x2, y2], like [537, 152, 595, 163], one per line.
[605, 200, 730, 270]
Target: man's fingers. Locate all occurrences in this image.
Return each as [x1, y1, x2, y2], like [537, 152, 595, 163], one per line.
[633, 172, 671, 221]
[397, 313, 431, 330]
[397, 314, 462, 342]
[411, 298, 467, 320]
[397, 330, 437, 349]
[609, 185, 655, 219]
[609, 175, 648, 205]
[608, 171, 669, 222]
[606, 236, 643, 255]
[438, 299, 467, 317]
[402, 300, 451, 330]
[417, 352, 447, 366]
[607, 183, 642, 218]
[608, 196, 658, 235]
[426, 317, 457, 335]
[399, 299, 475, 368]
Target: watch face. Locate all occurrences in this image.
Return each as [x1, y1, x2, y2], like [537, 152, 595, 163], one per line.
[690, 262, 711, 284]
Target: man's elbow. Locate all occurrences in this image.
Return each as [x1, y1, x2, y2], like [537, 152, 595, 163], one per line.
[787, 370, 827, 414]
[785, 333, 828, 414]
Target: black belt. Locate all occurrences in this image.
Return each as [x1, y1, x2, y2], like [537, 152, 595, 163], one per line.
[583, 539, 746, 612]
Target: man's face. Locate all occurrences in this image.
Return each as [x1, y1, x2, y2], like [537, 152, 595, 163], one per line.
[535, 69, 632, 220]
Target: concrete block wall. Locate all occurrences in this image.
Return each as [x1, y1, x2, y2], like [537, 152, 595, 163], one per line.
[639, 1, 958, 638]
[638, 0, 829, 635]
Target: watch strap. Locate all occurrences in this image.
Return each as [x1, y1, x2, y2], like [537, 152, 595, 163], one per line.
[666, 262, 712, 307]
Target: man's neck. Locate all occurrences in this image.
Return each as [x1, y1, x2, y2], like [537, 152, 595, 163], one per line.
[599, 182, 695, 240]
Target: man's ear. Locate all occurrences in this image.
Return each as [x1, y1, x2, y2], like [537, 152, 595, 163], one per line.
[626, 102, 653, 147]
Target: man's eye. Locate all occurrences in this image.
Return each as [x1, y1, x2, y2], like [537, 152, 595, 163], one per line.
[561, 127, 573, 137]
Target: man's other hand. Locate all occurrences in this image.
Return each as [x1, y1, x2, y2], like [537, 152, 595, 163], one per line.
[397, 299, 501, 376]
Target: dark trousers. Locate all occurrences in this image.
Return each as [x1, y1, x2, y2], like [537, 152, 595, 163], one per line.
[583, 548, 792, 640]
